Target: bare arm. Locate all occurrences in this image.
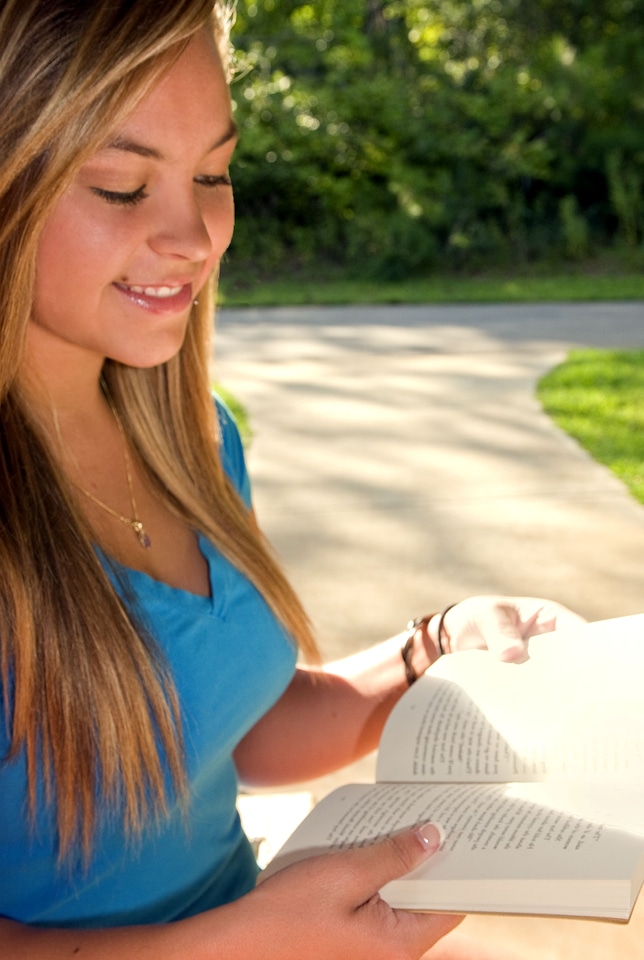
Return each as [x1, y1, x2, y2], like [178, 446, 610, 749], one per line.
[0, 825, 461, 960]
[234, 620, 439, 786]
[234, 595, 586, 787]
[0, 916, 197, 960]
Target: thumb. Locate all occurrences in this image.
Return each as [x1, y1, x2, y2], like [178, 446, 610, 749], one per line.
[342, 822, 442, 903]
[484, 608, 530, 663]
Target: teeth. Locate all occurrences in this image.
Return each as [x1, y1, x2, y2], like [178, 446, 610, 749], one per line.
[127, 285, 182, 298]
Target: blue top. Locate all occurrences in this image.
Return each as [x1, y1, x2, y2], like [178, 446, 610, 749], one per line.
[0, 399, 298, 928]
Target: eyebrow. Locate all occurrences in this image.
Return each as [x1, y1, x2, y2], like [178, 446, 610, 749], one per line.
[105, 119, 239, 160]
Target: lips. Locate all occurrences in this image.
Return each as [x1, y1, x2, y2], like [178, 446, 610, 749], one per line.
[114, 281, 194, 312]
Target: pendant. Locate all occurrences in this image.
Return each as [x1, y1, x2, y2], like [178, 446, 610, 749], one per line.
[130, 520, 152, 549]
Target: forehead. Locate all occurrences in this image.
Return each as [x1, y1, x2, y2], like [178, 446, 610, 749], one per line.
[102, 28, 234, 160]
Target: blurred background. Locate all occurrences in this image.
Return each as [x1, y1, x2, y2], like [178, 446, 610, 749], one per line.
[224, 0, 644, 292]
[224, 8, 644, 955]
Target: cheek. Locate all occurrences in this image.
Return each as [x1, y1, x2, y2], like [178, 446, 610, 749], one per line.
[207, 192, 235, 259]
[36, 208, 110, 295]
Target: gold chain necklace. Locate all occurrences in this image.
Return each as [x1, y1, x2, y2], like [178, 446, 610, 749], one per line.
[72, 385, 152, 549]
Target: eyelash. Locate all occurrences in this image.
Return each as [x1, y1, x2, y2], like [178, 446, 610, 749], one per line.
[91, 175, 233, 207]
[92, 185, 148, 206]
[196, 174, 233, 188]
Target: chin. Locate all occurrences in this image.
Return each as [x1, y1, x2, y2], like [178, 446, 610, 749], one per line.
[125, 351, 183, 370]
[111, 332, 188, 369]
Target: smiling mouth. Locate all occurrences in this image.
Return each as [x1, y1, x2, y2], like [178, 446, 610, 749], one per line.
[119, 283, 188, 299]
[114, 281, 194, 313]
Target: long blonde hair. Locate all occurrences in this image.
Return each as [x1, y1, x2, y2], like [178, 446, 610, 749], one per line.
[0, 0, 317, 865]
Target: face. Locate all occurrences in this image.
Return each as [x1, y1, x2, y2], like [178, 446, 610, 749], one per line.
[30, 28, 237, 372]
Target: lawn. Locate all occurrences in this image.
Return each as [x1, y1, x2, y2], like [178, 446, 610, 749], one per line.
[537, 349, 644, 505]
[219, 270, 644, 308]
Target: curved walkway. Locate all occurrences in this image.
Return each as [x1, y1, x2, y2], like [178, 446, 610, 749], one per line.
[218, 301, 644, 960]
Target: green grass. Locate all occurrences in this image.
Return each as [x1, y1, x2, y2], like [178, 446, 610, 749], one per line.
[537, 349, 644, 505]
[213, 383, 253, 446]
[219, 270, 644, 307]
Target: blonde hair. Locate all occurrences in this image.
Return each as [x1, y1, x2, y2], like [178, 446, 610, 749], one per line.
[0, 0, 317, 865]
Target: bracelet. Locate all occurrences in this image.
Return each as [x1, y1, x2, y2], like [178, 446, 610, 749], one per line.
[402, 604, 459, 684]
[436, 602, 459, 656]
[401, 615, 435, 686]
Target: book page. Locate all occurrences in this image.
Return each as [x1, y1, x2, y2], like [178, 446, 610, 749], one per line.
[376, 614, 644, 784]
[265, 780, 644, 919]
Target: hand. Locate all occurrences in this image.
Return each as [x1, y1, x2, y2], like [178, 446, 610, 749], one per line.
[245, 824, 462, 960]
[437, 596, 586, 663]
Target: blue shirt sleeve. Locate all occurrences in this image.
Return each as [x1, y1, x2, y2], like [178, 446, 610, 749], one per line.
[213, 393, 252, 509]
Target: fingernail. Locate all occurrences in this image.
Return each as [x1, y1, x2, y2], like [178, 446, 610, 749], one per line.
[413, 821, 444, 854]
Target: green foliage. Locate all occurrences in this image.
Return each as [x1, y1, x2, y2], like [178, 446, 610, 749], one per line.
[226, 1, 644, 281]
[537, 349, 644, 505]
[606, 150, 643, 248]
[213, 383, 253, 446]
[559, 195, 590, 260]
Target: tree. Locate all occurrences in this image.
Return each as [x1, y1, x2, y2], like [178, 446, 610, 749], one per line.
[225, 0, 644, 281]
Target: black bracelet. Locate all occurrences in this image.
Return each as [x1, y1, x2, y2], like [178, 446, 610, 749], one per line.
[436, 602, 459, 656]
[401, 615, 435, 686]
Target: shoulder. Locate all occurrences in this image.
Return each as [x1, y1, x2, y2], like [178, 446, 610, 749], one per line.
[213, 392, 252, 509]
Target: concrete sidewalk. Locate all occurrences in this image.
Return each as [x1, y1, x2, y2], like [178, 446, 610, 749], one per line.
[218, 301, 644, 959]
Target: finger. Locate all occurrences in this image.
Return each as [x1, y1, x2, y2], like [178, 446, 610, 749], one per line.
[526, 601, 587, 635]
[477, 605, 530, 663]
[490, 599, 586, 659]
[352, 825, 463, 958]
[337, 823, 443, 905]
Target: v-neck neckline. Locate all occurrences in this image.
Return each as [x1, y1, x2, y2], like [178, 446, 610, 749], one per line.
[98, 533, 230, 619]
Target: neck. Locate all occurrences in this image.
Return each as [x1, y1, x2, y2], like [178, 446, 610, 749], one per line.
[19, 330, 114, 473]
[20, 321, 106, 423]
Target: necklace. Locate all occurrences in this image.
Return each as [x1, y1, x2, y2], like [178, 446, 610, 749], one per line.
[74, 386, 152, 549]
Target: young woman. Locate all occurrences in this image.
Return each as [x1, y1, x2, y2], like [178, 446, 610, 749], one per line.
[0, 1, 584, 957]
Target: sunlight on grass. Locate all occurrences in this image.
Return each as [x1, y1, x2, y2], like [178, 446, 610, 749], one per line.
[537, 349, 644, 504]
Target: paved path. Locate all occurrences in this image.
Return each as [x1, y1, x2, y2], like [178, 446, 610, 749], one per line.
[218, 301, 644, 959]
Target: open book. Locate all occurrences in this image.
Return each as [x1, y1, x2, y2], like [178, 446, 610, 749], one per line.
[264, 614, 644, 921]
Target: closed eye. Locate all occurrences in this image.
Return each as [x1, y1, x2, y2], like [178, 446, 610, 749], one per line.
[91, 185, 148, 206]
[195, 174, 233, 188]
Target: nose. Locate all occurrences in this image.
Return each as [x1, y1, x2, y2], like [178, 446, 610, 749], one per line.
[148, 192, 214, 262]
